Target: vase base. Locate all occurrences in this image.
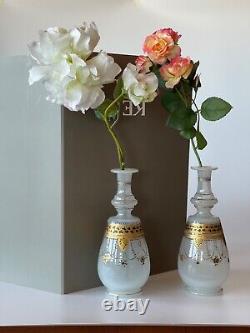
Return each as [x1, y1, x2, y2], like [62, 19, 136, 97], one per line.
[107, 288, 142, 297]
[184, 285, 223, 296]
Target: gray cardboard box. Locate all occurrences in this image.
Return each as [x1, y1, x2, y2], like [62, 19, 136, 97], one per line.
[0, 54, 189, 293]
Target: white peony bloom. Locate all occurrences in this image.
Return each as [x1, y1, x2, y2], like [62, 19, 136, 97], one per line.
[28, 58, 70, 85]
[28, 22, 121, 113]
[70, 22, 100, 60]
[122, 63, 158, 106]
[63, 54, 105, 112]
[29, 52, 121, 112]
[63, 53, 121, 112]
[28, 26, 71, 86]
[28, 27, 71, 65]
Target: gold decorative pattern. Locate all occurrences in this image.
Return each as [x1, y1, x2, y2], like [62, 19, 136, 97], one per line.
[184, 222, 224, 248]
[102, 253, 112, 264]
[105, 223, 144, 251]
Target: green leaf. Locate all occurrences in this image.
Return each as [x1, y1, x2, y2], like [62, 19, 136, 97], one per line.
[154, 68, 166, 89]
[196, 131, 207, 150]
[95, 99, 119, 121]
[161, 90, 186, 113]
[179, 79, 192, 107]
[201, 97, 232, 121]
[167, 109, 197, 131]
[113, 78, 124, 99]
[180, 127, 197, 139]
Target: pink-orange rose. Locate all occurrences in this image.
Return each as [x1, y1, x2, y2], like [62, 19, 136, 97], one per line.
[160, 56, 193, 88]
[135, 55, 153, 73]
[143, 28, 181, 65]
[156, 28, 181, 44]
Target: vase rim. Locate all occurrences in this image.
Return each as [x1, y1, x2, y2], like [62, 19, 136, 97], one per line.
[191, 166, 218, 171]
[111, 168, 138, 174]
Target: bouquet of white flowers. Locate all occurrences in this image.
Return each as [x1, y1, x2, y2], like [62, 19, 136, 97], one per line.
[29, 22, 158, 169]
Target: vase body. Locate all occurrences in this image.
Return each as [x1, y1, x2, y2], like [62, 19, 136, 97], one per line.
[178, 166, 230, 296]
[97, 168, 150, 296]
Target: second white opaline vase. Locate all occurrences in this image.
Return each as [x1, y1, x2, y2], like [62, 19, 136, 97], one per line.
[178, 166, 230, 296]
[97, 168, 150, 296]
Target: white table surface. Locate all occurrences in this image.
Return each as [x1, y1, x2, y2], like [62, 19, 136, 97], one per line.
[0, 243, 249, 327]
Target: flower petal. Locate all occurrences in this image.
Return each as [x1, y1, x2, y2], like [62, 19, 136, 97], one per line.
[168, 45, 181, 60]
[122, 63, 138, 90]
[78, 86, 105, 112]
[70, 22, 100, 59]
[143, 72, 159, 92]
[88, 87, 105, 109]
[122, 64, 158, 106]
[87, 52, 121, 84]
[183, 62, 194, 79]
[165, 77, 181, 88]
[64, 80, 83, 111]
[128, 90, 142, 106]
[28, 65, 50, 85]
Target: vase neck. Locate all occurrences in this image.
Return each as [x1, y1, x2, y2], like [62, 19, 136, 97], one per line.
[191, 166, 218, 214]
[111, 168, 138, 217]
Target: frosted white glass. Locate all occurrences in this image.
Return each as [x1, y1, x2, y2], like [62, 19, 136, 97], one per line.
[178, 166, 230, 295]
[98, 168, 150, 296]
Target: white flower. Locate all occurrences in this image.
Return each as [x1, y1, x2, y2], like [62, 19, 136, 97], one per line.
[28, 23, 121, 112]
[28, 58, 70, 85]
[122, 63, 158, 106]
[87, 51, 122, 84]
[63, 54, 105, 112]
[70, 22, 100, 60]
[29, 52, 121, 112]
[28, 27, 71, 65]
[63, 52, 121, 112]
[28, 26, 72, 85]
[28, 22, 99, 86]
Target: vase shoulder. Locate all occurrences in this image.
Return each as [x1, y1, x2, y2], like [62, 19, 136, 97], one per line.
[187, 215, 220, 224]
[108, 215, 140, 224]
[111, 168, 138, 174]
[191, 166, 218, 171]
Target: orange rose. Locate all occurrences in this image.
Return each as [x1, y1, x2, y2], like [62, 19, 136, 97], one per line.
[143, 28, 181, 65]
[160, 56, 193, 88]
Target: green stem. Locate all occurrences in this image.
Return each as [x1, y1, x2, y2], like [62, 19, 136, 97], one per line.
[197, 111, 200, 132]
[191, 138, 202, 167]
[192, 99, 200, 113]
[104, 93, 123, 119]
[192, 99, 200, 131]
[103, 92, 125, 170]
[176, 86, 203, 167]
[191, 97, 203, 165]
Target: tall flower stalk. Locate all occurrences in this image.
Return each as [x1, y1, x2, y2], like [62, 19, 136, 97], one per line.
[94, 62, 158, 169]
[101, 92, 126, 170]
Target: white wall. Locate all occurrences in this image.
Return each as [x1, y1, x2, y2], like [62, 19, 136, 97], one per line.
[1, 0, 249, 247]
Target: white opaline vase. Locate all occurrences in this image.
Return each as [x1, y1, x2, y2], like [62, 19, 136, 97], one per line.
[97, 168, 150, 296]
[178, 166, 230, 295]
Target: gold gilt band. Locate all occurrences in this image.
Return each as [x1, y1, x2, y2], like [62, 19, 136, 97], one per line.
[184, 222, 224, 248]
[105, 223, 144, 251]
